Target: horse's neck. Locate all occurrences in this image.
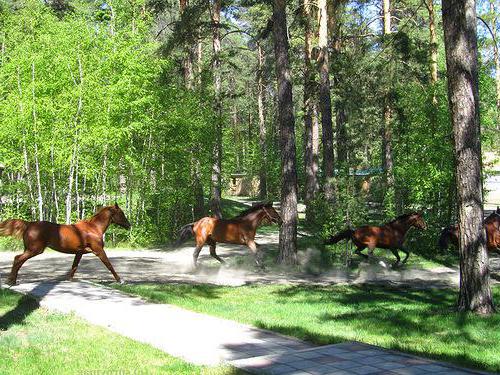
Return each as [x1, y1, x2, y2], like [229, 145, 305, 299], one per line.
[388, 219, 412, 233]
[90, 210, 112, 234]
[241, 210, 265, 230]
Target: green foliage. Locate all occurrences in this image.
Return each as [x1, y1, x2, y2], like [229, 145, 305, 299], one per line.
[0, 0, 216, 247]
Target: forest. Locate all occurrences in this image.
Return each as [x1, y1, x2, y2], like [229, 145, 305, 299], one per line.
[0, 0, 498, 262]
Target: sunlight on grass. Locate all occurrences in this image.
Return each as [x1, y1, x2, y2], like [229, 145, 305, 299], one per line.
[114, 283, 500, 373]
[0, 289, 237, 375]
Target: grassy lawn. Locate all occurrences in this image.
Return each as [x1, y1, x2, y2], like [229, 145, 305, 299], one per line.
[113, 282, 500, 373]
[0, 289, 237, 375]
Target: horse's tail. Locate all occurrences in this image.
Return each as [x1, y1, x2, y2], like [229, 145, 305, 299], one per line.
[0, 219, 28, 239]
[438, 226, 455, 250]
[174, 223, 195, 247]
[325, 228, 354, 245]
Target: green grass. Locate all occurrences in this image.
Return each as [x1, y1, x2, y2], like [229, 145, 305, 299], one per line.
[0, 289, 237, 375]
[113, 282, 500, 373]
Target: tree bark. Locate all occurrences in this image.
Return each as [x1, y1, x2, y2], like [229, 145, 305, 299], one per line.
[336, 105, 347, 166]
[273, 0, 298, 265]
[257, 43, 268, 199]
[490, 0, 500, 129]
[303, 0, 319, 207]
[381, 0, 395, 193]
[210, 0, 222, 218]
[31, 62, 43, 221]
[180, 0, 194, 88]
[318, 0, 335, 200]
[427, 0, 438, 85]
[442, 0, 494, 314]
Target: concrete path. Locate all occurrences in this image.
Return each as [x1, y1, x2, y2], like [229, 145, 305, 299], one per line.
[8, 280, 310, 366]
[5, 280, 490, 374]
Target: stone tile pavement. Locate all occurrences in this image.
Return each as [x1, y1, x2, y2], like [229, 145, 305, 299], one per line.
[231, 342, 492, 375]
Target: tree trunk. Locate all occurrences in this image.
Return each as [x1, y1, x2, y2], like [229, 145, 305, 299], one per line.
[490, 0, 500, 129]
[381, 0, 395, 196]
[318, 0, 335, 200]
[257, 43, 268, 199]
[31, 62, 43, 221]
[273, 0, 298, 265]
[442, 0, 494, 314]
[17, 66, 36, 218]
[179, 0, 194, 89]
[303, 0, 319, 207]
[210, 0, 222, 218]
[336, 105, 347, 166]
[427, 0, 438, 85]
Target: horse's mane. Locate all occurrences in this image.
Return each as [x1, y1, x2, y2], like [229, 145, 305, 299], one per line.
[387, 212, 419, 224]
[234, 203, 273, 218]
[485, 211, 500, 223]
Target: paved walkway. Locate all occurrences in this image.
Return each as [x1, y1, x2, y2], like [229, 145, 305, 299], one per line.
[4, 280, 490, 374]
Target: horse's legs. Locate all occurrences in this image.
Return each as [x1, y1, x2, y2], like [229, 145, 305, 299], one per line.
[92, 248, 121, 283]
[193, 244, 203, 268]
[247, 240, 263, 268]
[67, 252, 84, 280]
[390, 248, 401, 266]
[7, 246, 45, 285]
[400, 247, 410, 263]
[208, 242, 225, 264]
[354, 246, 368, 259]
[367, 245, 376, 258]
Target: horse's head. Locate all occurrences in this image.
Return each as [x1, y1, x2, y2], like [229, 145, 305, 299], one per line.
[262, 203, 283, 226]
[410, 212, 427, 230]
[110, 203, 131, 230]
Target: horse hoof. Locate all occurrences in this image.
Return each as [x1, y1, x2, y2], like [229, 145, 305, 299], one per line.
[6, 279, 16, 286]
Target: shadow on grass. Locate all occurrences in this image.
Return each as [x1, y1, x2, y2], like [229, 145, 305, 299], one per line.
[0, 290, 39, 330]
[0, 281, 60, 330]
[266, 284, 500, 372]
[115, 282, 224, 302]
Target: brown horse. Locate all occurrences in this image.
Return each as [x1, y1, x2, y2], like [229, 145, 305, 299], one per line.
[0, 204, 131, 285]
[325, 212, 427, 265]
[175, 202, 282, 268]
[438, 207, 500, 253]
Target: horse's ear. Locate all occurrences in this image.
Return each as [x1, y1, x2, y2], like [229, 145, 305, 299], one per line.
[266, 201, 273, 207]
[115, 202, 119, 209]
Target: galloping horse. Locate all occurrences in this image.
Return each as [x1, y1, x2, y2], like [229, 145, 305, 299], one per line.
[0, 204, 131, 285]
[175, 202, 282, 268]
[438, 207, 500, 253]
[325, 212, 427, 265]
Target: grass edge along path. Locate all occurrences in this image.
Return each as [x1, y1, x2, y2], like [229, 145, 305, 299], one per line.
[112, 282, 500, 373]
[0, 288, 238, 375]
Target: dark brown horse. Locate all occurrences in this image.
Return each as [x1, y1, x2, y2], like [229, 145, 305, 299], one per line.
[175, 202, 282, 268]
[326, 212, 427, 265]
[438, 207, 500, 253]
[0, 204, 131, 285]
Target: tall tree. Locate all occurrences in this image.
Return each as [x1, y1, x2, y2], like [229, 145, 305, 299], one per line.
[273, 0, 298, 265]
[381, 0, 395, 201]
[210, 0, 222, 218]
[257, 42, 268, 199]
[303, 0, 319, 208]
[318, 0, 334, 200]
[489, 0, 500, 128]
[442, 0, 494, 314]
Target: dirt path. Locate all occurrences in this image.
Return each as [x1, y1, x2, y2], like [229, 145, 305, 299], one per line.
[2, 228, 499, 288]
